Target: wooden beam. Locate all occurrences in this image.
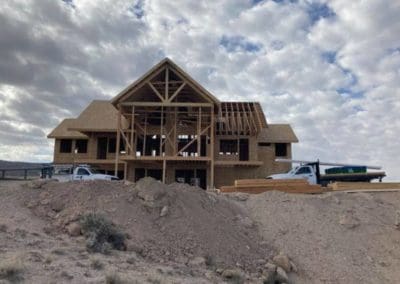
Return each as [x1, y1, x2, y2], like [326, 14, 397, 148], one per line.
[120, 129, 133, 153]
[177, 125, 211, 155]
[241, 103, 251, 135]
[246, 103, 257, 135]
[159, 106, 163, 155]
[173, 107, 177, 155]
[168, 82, 186, 102]
[165, 66, 169, 100]
[210, 106, 215, 188]
[130, 106, 135, 155]
[224, 103, 230, 135]
[230, 102, 236, 134]
[148, 82, 165, 102]
[197, 107, 201, 155]
[121, 102, 213, 107]
[143, 113, 147, 155]
[115, 107, 121, 175]
[162, 159, 166, 183]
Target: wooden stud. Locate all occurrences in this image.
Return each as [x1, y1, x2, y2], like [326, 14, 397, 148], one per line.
[197, 107, 201, 156]
[210, 106, 215, 188]
[114, 106, 121, 176]
[162, 159, 166, 183]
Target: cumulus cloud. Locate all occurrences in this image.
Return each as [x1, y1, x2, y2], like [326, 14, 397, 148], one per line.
[0, 0, 399, 180]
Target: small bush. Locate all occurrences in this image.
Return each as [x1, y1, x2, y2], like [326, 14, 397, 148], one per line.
[90, 257, 104, 270]
[0, 256, 24, 282]
[105, 272, 124, 284]
[80, 213, 126, 254]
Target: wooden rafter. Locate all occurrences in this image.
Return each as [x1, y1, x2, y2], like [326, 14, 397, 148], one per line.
[246, 103, 258, 134]
[168, 82, 186, 102]
[177, 125, 211, 155]
[165, 66, 169, 100]
[148, 82, 165, 102]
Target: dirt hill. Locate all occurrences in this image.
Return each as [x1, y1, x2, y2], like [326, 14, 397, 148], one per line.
[1, 178, 400, 283]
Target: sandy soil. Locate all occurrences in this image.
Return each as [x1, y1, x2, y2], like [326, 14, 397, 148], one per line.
[1, 179, 400, 283]
[242, 190, 400, 283]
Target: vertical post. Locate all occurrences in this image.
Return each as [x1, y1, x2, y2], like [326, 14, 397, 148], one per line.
[210, 106, 215, 188]
[160, 106, 163, 156]
[197, 107, 201, 156]
[1, 170, 5, 179]
[130, 106, 135, 156]
[165, 67, 169, 100]
[143, 113, 147, 155]
[24, 169, 28, 180]
[173, 107, 177, 155]
[162, 159, 166, 184]
[115, 106, 121, 176]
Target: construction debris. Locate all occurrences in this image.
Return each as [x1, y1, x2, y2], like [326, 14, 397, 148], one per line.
[329, 182, 400, 191]
[221, 179, 323, 194]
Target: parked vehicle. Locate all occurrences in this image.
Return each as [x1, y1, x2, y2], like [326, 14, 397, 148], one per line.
[53, 165, 119, 182]
[268, 159, 386, 186]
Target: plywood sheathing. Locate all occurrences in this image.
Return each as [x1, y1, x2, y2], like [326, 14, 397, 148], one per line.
[257, 124, 299, 143]
[47, 119, 88, 139]
[68, 100, 129, 132]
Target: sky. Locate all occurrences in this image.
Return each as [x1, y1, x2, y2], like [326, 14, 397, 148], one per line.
[0, 0, 399, 180]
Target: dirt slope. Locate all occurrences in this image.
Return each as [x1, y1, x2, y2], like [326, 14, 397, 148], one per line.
[243, 190, 400, 283]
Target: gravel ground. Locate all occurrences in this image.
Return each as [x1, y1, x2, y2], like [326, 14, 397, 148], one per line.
[243, 190, 400, 283]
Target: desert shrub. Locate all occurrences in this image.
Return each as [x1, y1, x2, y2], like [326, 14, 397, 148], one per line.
[80, 213, 126, 254]
[204, 253, 216, 268]
[0, 256, 24, 282]
[90, 257, 104, 270]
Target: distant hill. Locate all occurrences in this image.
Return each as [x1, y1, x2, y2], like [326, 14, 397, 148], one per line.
[0, 160, 52, 178]
[0, 160, 51, 170]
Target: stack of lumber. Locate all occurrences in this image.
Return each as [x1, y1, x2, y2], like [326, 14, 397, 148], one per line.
[220, 179, 323, 194]
[329, 182, 400, 192]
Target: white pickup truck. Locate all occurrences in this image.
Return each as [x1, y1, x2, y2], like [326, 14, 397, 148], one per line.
[268, 161, 385, 186]
[268, 165, 317, 184]
[53, 166, 119, 182]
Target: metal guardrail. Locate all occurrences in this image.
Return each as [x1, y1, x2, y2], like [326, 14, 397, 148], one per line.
[0, 166, 53, 180]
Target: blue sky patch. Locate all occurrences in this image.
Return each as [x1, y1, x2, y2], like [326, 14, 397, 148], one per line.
[322, 51, 337, 64]
[128, 0, 144, 19]
[307, 3, 335, 24]
[220, 35, 262, 53]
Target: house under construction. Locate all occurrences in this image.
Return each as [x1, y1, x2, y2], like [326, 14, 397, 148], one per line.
[48, 58, 298, 189]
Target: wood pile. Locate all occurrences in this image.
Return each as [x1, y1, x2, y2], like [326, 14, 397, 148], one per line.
[329, 182, 400, 192]
[220, 179, 323, 194]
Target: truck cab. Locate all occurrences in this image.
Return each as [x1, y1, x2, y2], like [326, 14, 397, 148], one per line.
[72, 166, 119, 181]
[268, 165, 317, 184]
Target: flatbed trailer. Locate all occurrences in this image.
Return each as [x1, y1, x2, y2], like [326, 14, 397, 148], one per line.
[271, 159, 386, 186]
[320, 171, 386, 186]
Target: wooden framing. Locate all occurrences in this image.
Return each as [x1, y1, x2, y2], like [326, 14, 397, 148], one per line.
[49, 59, 297, 189]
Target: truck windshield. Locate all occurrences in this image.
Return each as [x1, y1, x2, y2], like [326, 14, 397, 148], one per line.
[90, 168, 102, 174]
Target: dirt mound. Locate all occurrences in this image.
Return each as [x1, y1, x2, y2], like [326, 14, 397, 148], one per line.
[245, 190, 400, 283]
[23, 178, 272, 272]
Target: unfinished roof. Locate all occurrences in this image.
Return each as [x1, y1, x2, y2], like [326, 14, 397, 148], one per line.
[258, 124, 299, 143]
[47, 119, 88, 139]
[69, 100, 129, 132]
[217, 102, 267, 135]
[111, 58, 220, 105]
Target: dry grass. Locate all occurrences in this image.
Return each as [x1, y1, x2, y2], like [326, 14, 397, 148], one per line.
[80, 213, 126, 254]
[90, 257, 104, 270]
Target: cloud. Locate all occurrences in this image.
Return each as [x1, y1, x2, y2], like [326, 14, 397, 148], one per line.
[0, 0, 399, 180]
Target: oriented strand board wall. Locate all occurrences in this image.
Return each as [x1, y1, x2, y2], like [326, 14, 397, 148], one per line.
[53, 139, 90, 164]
